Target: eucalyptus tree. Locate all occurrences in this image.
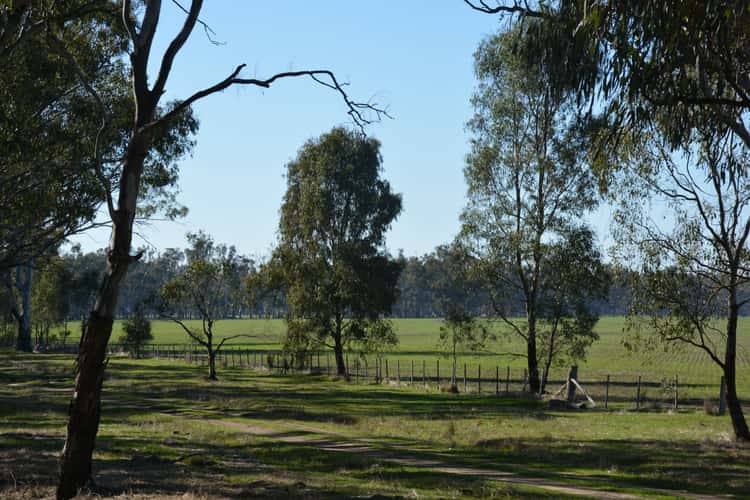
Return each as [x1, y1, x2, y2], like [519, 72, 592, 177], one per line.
[467, 0, 750, 438]
[53, 3, 386, 494]
[160, 232, 250, 380]
[461, 27, 599, 394]
[438, 309, 493, 390]
[273, 127, 403, 376]
[613, 121, 750, 440]
[1, 1, 196, 353]
[535, 227, 608, 392]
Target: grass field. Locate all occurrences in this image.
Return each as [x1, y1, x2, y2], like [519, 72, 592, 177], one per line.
[2, 351, 749, 499]
[60, 316, 750, 402]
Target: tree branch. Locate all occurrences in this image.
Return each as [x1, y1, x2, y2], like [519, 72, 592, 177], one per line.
[152, 0, 203, 99]
[147, 66, 391, 133]
[463, 0, 545, 17]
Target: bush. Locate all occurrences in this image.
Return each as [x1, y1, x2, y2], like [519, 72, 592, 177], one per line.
[119, 308, 152, 358]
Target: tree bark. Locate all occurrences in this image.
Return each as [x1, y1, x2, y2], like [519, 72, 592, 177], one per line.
[14, 263, 32, 352]
[208, 350, 217, 380]
[526, 313, 541, 394]
[57, 132, 148, 498]
[333, 314, 346, 376]
[725, 278, 750, 440]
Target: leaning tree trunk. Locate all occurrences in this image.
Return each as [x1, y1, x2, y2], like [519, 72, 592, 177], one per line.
[57, 135, 148, 499]
[725, 281, 750, 441]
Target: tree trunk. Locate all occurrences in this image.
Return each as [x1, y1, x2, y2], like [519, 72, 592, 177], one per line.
[57, 133, 148, 499]
[14, 263, 32, 352]
[208, 350, 217, 380]
[333, 313, 346, 376]
[333, 334, 346, 376]
[725, 280, 750, 441]
[526, 314, 541, 394]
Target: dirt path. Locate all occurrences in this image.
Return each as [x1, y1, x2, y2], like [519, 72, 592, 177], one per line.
[202, 417, 721, 500]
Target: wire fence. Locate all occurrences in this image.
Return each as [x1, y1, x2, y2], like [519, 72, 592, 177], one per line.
[85, 343, 738, 412]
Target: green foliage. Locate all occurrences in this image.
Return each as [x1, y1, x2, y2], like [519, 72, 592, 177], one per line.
[462, 26, 602, 392]
[273, 127, 403, 367]
[119, 307, 153, 359]
[31, 256, 72, 349]
[0, 3, 197, 272]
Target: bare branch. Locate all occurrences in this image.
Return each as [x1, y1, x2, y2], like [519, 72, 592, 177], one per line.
[147, 67, 391, 133]
[170, 0, 223, 45]
[152, 0, 203, 99]
[463, 0, 545, 17]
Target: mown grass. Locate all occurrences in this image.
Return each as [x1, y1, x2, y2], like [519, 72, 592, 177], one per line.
[57, 315, 750, 401]
[1, 351, 748, 498]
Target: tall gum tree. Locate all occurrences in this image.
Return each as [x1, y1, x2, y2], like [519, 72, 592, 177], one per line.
[614, 121, 750, 441]
[273, 127, 403, 376]
[54, 2, 388, 497]
[460, 27, 598, 394]
[466, 0, 750, 439]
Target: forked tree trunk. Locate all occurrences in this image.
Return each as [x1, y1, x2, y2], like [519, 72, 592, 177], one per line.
[725, 280, 750, 441]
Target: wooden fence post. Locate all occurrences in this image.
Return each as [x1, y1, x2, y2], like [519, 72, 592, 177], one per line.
[411, 359, 414, 386]
[422, 359, 426, 389]
[436, 359, 440, 388]
[463, 363, 467, 393]
[605, 374, 610, 409]
[673, 374, 678, 410]
[636, 375, 642, 410]
[478, 364, 481, 394]
[566, 366, 578, 403]
[522, 369, 527, 392]
[397, 359, 400, 385]
[385, 358, 389, 382]
[495, 366, 499, 396]
[505, 366, 510, 394]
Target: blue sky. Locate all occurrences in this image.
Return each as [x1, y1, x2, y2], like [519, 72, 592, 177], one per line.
[72, 1, 612, 258]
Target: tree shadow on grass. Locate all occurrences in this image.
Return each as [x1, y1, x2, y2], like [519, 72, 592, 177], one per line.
[465, 436, 750, 496]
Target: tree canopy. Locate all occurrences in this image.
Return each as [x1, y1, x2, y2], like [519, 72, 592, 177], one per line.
[273, 127, 403, 376]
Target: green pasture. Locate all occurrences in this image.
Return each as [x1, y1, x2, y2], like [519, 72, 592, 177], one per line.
[1, 351, 748, 498]
[59, 316, 750, 401]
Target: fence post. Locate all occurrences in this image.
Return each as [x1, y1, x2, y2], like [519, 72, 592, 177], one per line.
[566, 366, 578, 403]
[463, 363, 467, 393]
[478, 364, 481, 394]
[719, 375, 727, 415]
[505, 366, 510, 394]
[522, 369, 527, 392]
[636, 375, 642, 410]
[495, 366, 499, 396]
[411, 359, 414, 386]
[673, 374, 678, 410]
[605, 374, 610, 409]
[436, 359, 440, 388]
[422, 359, 426, 389]
[356, 359, 360, 384]
[397, 359, 400, 385]
[385, 358, 389, 382]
